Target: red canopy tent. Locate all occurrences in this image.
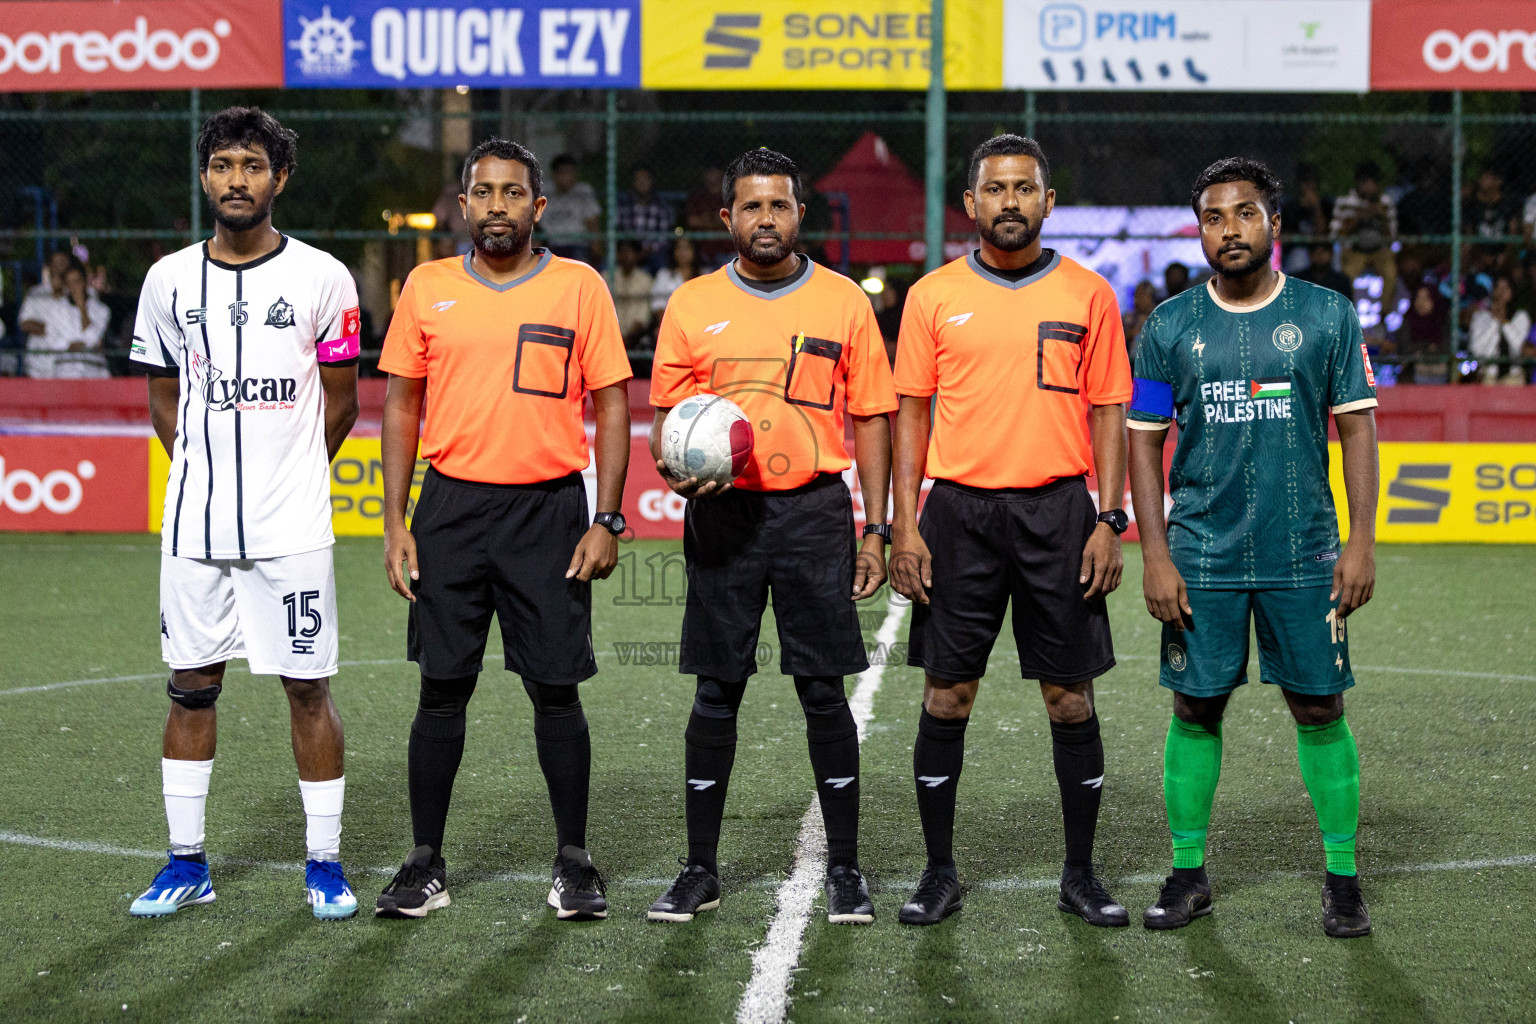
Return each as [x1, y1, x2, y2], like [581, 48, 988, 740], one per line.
[814, 131, 975, 267]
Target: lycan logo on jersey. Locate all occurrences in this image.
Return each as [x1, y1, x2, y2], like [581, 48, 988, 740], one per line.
[188, 350, 298, 412]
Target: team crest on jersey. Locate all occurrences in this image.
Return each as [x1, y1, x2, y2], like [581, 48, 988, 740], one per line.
[265, 297, 296, 329]
[1272, 322, 1304, 352]
[1167, 644, 1188, 672]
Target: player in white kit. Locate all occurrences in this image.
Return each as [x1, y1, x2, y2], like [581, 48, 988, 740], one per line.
[128, 107, 362, 920]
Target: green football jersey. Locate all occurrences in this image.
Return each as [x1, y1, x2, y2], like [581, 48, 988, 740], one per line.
[1128, 274, 1377, 589]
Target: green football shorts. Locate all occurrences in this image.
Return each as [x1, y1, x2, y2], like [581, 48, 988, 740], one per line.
[1159, 585, 1355, 698]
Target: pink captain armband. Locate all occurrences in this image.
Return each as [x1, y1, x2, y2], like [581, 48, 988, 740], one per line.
[319, 307, 362, 364]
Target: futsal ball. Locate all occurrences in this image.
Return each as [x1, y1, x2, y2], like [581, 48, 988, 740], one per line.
[661, 394, 754, 486]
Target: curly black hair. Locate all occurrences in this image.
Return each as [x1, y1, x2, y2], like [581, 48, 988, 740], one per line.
[197, 106, 297, 175]
[1190, 157, 1283, 216]
[461, 137, 543, 197]
[967, 134, 1051, 191]
[722, 148, 802, 210]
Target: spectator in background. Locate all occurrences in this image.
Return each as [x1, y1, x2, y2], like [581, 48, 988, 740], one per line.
[27, 249, 73, 300]
[1464, 168, 1519, 241]
[1331, 160, 1398, 300]
[1122, 280, 1156, 357]
[1294, 242, 1353, 298]
[683, 166, 729, 268]
[1281, 162, 1333, 273]
[19, 255, 109, 378]
[607, 239, 654, 350]
[1468, 273, 1530, 384]
[540, 154, 602, 264]
[1162, 261, 1190, 299]
[1394, 274, 1450, 384]
[615, 165, 676, 269]
[650, 234, 702, 316]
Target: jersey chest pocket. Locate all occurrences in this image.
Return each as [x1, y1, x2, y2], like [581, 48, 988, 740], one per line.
[1037, 321, 1086, 395]
[513, 323, 575, 398]
[784, 335, 843, 410]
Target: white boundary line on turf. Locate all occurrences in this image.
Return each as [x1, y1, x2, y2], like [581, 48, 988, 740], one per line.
[735, 595, 910, 1024]
[0, 658, 413, 696]
[3, 829, 1532, 888]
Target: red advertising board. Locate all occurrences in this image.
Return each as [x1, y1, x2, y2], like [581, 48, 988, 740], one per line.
[0, 0, 283, 92]
[0, 436, 148, 532]
[1372, 1, 1536, 90]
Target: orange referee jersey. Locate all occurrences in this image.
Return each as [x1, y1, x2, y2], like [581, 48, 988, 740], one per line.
[894, 251, 1132, 489]
[379, 250, 632, 485]
[650, 259, 897, 492]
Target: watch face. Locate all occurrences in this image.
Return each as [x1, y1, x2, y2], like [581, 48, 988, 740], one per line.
[608, 513, 626, 534]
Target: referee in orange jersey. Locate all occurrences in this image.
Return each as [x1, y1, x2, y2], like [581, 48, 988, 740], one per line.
[889, 135, 1134, 927]
[373, 139, 632, 922]
[644, 148, 897, 926]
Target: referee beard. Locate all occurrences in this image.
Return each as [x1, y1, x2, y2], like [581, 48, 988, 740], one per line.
[889, 141, 1131, 928]
[376, 144, 632, 921]
[644, 151, 895, 926]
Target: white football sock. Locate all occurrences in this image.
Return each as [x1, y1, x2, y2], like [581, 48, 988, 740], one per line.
[162, 757, 213, 854]
[299, 776, 344, 861]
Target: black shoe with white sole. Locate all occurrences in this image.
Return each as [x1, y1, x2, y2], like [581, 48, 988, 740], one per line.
[898, 864, 962, 926]
[647, 859, 721, 922]
[1057, 865, 1130, 927]
[548, 845, 608, 921]
[825, 864, 874, 925]
[375, 845, 450, 919]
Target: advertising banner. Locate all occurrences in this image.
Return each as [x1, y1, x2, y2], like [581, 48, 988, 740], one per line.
[1002, 0, 1371, 91]
[1335, 442, 1536, 543]
[1370, 1, 1536, 90]
[639, 0, 1002, 90]
[283, 0, 640, 88]
[0, 0, 283, 92]
[0, 436, 148, 532]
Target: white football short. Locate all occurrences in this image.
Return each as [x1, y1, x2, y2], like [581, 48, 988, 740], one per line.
[159, 547, 339, 679]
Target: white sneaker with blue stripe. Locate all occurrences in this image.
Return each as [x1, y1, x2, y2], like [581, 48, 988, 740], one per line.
[306, 859, 358, 920]
[130, 854, 216, 917]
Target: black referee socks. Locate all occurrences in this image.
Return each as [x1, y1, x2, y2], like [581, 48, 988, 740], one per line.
[1050, 713, 1106, 870]
[797, 676, 860, 868]
[683, 709, 738, 875]
[524, 680, 591, 854]
[409, 674, 477, 855]
[913, 709, 969, 870]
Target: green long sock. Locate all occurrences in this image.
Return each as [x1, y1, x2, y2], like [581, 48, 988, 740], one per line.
[1163, 717, 1223, 869]
[1296, 716, 1361, 876]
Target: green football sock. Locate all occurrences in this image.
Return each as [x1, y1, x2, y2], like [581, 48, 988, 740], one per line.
[1163, 717, 1223, 869]
[1296, 716, 1360, 876]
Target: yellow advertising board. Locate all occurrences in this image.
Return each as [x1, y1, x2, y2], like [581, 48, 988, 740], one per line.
[1331, 443, 1536, 543]
[640, 0, 1002, 90]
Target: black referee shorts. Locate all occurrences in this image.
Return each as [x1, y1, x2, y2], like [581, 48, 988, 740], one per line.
[680, 473, 868, 681]
[907, 476, 1115, 686]
[407, 467, 597, 684]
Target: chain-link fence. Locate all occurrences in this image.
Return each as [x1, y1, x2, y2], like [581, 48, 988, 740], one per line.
[3, 88, 1534, 382]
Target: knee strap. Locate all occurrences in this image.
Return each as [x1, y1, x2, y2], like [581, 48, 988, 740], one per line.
[167, 676, 221, 710]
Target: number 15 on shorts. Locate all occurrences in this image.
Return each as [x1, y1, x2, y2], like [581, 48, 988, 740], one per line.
[284, 590, 323, 655]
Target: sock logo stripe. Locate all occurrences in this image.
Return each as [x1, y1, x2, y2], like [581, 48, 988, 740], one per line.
[917, 775, 950, 788]
[1082, 775, 1104, 789]
[823, 777, 855, 789]
[687, 778, 716, 791]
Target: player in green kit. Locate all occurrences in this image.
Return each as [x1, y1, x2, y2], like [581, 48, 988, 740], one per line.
[1127, 158, 1379, 938]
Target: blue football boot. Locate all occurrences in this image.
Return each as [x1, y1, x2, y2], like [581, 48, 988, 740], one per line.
[130, 854, 216, 917]
[306, 859, 359, 920]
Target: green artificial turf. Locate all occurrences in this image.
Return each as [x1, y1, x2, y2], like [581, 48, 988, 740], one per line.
[0, 536, 1532, 1023]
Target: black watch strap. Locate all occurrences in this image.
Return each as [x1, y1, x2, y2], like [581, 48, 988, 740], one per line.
[1097, 509, 1129, 535]
[594, 511, 626, 536]
[862, 523, 892, 542]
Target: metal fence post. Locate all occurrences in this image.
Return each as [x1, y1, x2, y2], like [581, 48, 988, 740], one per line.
[924, 0, 946, 273]
[1448, 90, 1463, 369]
[1025, 89, 1037, 139]
[605, 89, 618, 272]
[189, 88, 201, 243]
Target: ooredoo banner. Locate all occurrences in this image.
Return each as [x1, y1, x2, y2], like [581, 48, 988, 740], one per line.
[0, 436, 148, 532]
[1371, 0, 1536, 90]
[0, 0, 284, 92]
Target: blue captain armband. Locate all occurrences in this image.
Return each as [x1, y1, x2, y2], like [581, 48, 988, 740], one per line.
[1130, 378, 1175, 419]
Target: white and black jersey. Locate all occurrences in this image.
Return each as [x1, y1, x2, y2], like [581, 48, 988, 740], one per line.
[131, 236, 361, 560]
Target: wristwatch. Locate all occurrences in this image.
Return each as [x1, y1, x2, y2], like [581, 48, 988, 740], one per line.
[1096, 509, 1129, 535]
[862, 523, 892, 543]
[594, 511, 627, 536]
